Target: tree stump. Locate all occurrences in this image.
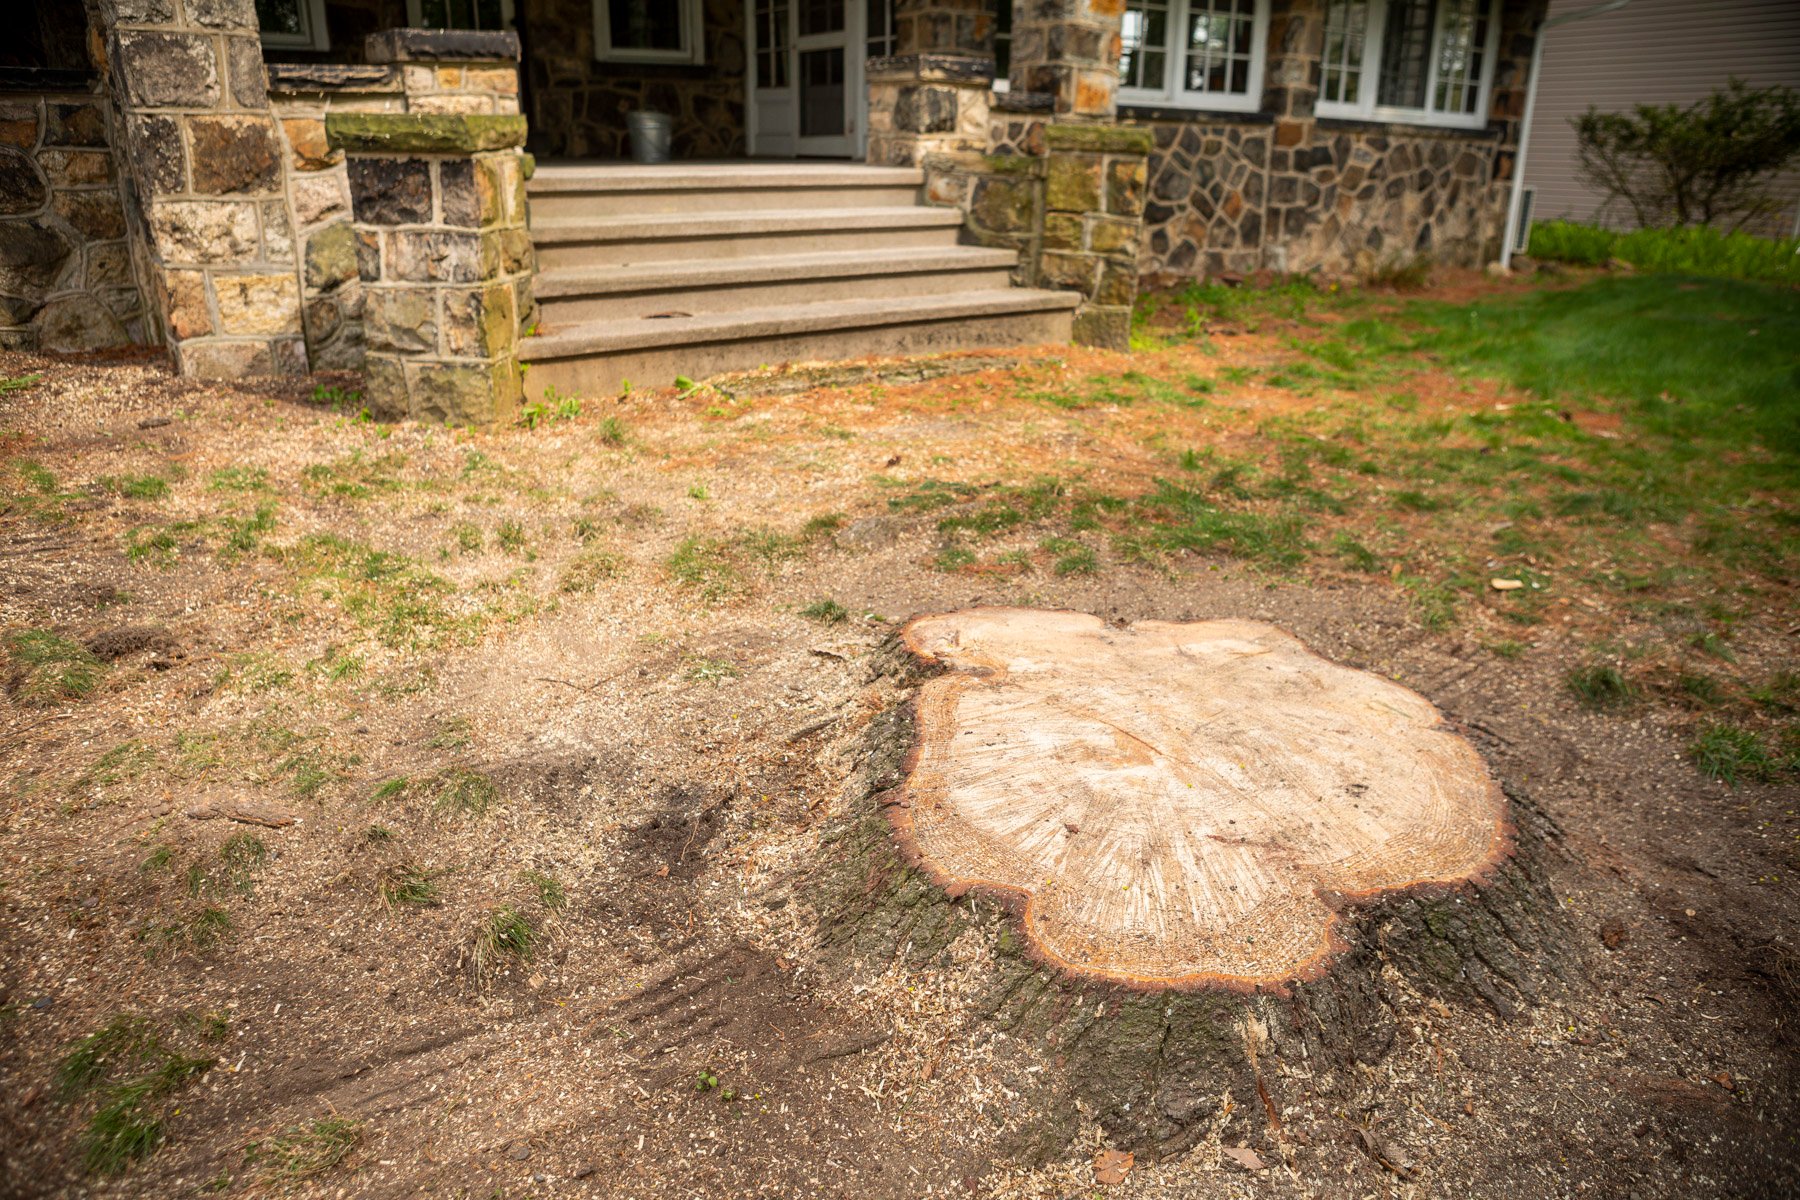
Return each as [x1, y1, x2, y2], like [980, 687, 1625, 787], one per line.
[813, 610, 1574, 1159]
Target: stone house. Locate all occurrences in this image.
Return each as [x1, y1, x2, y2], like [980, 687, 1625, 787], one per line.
[0, 1, 1549, 422]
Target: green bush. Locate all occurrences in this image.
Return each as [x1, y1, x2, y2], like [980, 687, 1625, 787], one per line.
[1529, 220, 1800, 285]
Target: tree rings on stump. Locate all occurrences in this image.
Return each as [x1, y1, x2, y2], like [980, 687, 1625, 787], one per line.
[814, 609, 1571, 1158]
[893, 609, 1513, 992]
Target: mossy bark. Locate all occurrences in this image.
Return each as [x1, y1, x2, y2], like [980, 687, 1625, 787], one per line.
[808, 643, 1577, 1161]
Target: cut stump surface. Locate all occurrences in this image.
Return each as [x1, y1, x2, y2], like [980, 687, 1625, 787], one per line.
[892, 609, 1513, 992]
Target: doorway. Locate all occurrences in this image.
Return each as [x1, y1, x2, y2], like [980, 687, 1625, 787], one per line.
[749, 0, 894, 158]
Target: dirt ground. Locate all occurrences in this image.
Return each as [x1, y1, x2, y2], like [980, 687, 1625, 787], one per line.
[1, 273, 1796, 1199]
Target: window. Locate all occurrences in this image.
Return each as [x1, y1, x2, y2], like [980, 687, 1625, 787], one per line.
[758, 0, 792, 88]
[404, 0, 514, 31]
[595, 0, 705, 65]
[991, 0, 1011, 91]
[257, 0, 329, 50]
[1119, 0, 1268, 114]
[1317, 0, 1498, 129]
[866, 0, 897, 59]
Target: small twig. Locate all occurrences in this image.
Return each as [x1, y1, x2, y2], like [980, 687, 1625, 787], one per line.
[784, 714, 841, 744]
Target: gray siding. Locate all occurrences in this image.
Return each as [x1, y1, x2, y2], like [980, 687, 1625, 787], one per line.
[1524, 0, 1800, 238]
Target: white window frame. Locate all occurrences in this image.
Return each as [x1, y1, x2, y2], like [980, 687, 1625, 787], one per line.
[1118, 0, 1271, 115]
[595, 0, 707, 65]
[258, 0, 330, 50]
[403, 0, 516, 32]
[1315, 0, 1501, 131]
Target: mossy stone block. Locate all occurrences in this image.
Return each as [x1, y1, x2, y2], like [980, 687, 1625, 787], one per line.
[325, 112, 527, 154]
[1045, 124, 1154, 156]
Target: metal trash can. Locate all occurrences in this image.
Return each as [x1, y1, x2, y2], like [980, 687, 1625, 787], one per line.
[626, 112, 673, 164]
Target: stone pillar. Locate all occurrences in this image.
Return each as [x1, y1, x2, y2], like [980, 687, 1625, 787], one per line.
[867, 0, 998, 166]
[1035, 124, 1149, 350]
[88, 0, 306, 377]
[1008, 0, 1124, 121]
[326, 111, 533, 424]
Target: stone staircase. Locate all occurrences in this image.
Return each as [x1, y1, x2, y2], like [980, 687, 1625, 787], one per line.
[516, 162, 1078, 397]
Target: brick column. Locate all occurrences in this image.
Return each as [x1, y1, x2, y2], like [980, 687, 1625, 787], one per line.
[88, 0, 306, 377]
[326, 112, 533, 424]
[1036, 124, 1149, 349]
[1008, 0, 1124, 121]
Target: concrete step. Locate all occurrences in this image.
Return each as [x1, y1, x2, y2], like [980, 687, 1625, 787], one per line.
[518, 289, 1080, 398]
[534, 246, 1022, 324]
[527, 162, 925, 219]
[530, 206, 967, 269]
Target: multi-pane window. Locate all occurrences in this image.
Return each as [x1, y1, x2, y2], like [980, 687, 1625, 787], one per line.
[1317, 0, 1498, 128]
[594, 0, 705, 64]
[257, 0, 328, 49]
[1119, 0, 1267, 113]
[866, 0, 897, 59]
[410, 0, 511, 30]
[759, 0, 792, 86]
[1320, 0, 1368, 105]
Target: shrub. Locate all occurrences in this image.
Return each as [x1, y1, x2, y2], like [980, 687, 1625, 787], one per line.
[1574, 79, 1800, 231]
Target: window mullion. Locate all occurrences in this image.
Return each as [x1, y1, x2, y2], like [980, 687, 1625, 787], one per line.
[1361, 0, 1386, 119]
[1167, 0, 1185, 105]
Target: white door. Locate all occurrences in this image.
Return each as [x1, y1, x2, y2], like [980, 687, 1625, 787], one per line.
[750, 0, 879, 158]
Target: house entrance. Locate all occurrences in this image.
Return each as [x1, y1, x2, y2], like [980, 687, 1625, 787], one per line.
[749, 0, 895, 158]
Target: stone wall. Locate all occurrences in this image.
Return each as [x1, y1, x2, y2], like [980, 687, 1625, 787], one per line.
[88, 0, 308, 378]
[521, 0, 745, 159]
[269, 30, 523, 371]
[1134, 0, 1546, 281]
[0, 88, 149, 352]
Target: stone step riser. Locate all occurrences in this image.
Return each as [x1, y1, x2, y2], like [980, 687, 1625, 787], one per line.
[534, 223, 964, 269]
[527, 184, 923, 220]
[519, 308, 1074, 399]
[535, 266, 1019, 325]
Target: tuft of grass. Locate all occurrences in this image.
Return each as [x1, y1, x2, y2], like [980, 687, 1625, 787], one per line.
[466, 905, 536, 983]
[799, 598, 848, 624]
[246, 1116, 362, 1182]
[1333, 533, 1381, 572]
[7, 630, 106, 704]
[218, 833, 267, 892]
[372, 777, 408, 802]
[666, 537, 744, 602]
[1566, 663, 1636, 711]
[933, 545, 977, 572]
[379, 864, 439, 908]
[520, 868, 566, 910]
[55, 1015, 214, 1174]
[558, 547, 624, 593]
[1040, 536, 1098, 576]
[1688, 724, 1778, 786]
[596, 416, 628, 445]
[99, 474, 172, 501]
[683, 656, 739, 683]
[430, 769, 498, 820]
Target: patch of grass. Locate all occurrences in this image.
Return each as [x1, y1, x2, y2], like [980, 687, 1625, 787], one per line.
[429, 769, 497, 820]
[278, 533, 468, 649]
[519, 388, 582, 428]
[1485, 639, 1526, 660]
[596, 416, 628, 445]
[1040, 536, 1098, 576]
[7, 630, 106, 704]
[520, 868, 566, 910]
[882, 478, 979, 512]
[933, 545, 977, 572]
[799, 598, 849, 623]
[372, 777, 408, 802]
[1123, 481, 1309, 568]
[801, 512, 846, 538]
[1, 371, 43, 392]
[379, 864, 439, 908]
[558, 547, 624, 593]
[1688, 724, 1787, 786]
[466, 905, 536, 982]
[1567, 663, 1636, 712]
[496, 520, 529, 556]
[245, 1116, 362, 1182]
[218, 833, 267, 892]
[301, 451, 407, 500]
[208, 466, 270, 493]
[56, 1015, 216, 1174]
[1529, 220, 1800, 285]
[1333, 533, 1382, 572]
[666, 537, 744, 602]
[99, 474, 172, 501]
[683, 656, 739, 683]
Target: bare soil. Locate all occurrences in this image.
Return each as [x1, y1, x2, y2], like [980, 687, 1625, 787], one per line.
[1, 272, 1795, 1199]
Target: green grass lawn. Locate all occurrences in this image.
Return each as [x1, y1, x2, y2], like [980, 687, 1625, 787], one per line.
[1347, 274, 1800, 459]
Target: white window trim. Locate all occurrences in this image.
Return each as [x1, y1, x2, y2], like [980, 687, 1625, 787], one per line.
[259, 0, 330, 50]
[403, 0, 516, 32]
[1118, 0, 1270, 115]
[595, 0, 707, 65]
[1315, 0, 1502, 131]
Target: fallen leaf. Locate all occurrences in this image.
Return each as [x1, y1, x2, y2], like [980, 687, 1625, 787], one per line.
[1489, 578, 1524, 591]
[1094, 1148, 1134, 1185]
[1712, 1072, 1734, 1091]
[1222, 1146, 1265, 1170]
[527, 972, 547, 990]
[654, 864, 670, 878]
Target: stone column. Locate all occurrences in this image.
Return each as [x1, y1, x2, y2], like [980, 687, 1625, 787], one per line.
[326, 111, 534, 424]
[88, 0, 306, 377]
[1036, 124, 1149, 349]
[1008, 0, 1125, 121]
[866, 0, 998, 166]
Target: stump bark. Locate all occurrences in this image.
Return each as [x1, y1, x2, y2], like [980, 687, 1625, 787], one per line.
[812, 610, 1576, 1160]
